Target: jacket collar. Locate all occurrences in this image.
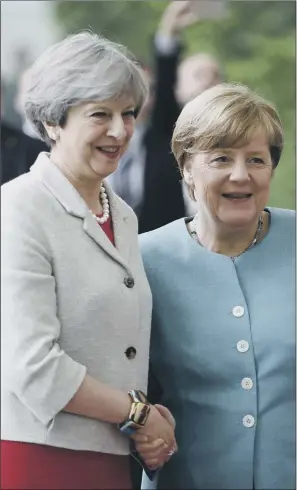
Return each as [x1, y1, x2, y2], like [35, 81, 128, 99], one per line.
[30, 152, 133, 271]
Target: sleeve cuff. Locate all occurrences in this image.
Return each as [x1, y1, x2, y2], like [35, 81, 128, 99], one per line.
[154, 33, 180, 56]
[19, 355, 87, 427]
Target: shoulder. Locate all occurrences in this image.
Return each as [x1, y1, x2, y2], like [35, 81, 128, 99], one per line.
[2, 171, 35, 202]
[1, 173, 51, 268]
[2, 169, 45, 210]
[269, 207, 295, 233]
[1, 168, 51, 236]
[139, 218, 186, 260]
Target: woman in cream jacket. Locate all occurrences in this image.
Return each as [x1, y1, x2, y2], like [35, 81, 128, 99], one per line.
[1, 32, 176, 490]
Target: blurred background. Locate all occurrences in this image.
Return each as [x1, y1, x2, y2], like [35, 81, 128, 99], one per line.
[1, 0, 295, 210]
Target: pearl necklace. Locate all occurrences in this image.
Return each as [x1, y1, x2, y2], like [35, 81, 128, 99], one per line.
[190, 214, 264, 260]
[90, 183, 110, 225]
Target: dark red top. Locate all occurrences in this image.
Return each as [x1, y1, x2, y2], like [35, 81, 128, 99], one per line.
[97, 214, 115, 245]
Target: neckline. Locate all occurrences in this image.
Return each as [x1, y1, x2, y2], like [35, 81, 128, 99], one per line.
[184, 207, 272, 261]
[96, 213, 111, 221]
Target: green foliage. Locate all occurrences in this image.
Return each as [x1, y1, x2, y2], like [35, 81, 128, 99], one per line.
[55, 0, 295, 209]
[55, 1, 166, 62]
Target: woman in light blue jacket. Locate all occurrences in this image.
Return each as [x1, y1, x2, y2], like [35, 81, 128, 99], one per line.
[139, 83, 295, 489]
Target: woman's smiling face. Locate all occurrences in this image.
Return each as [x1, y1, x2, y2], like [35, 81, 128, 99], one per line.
[184, 130, 274, 228]
[49, 96, 137, 181]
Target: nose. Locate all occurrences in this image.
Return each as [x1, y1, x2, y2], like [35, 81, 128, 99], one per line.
[229, 160, 250, 182]
[106, 115, 126, 141]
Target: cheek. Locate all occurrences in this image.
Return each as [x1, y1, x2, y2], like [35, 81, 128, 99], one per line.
[84, 127, 104, 151]
[66, 124, 91, 149]
[126, 122, 135, 140]
[193, 168, 223, 197]
[254, 169, 273, 192]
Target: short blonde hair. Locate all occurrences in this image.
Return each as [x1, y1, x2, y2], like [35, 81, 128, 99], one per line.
[172, 83, 283, 199]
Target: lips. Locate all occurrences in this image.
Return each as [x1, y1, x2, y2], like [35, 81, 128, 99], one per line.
[222, 193, 252, 199]
[96, 146, 122, 159]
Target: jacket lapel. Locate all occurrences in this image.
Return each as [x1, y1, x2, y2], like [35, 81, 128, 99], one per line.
[30, 153, 133, 271]
[82, 185, 133, 270]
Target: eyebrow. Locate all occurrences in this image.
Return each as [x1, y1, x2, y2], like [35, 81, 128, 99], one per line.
[244, 149, 269, 155]
[211, 148, 269, 155]
[87, 103, 135, 112]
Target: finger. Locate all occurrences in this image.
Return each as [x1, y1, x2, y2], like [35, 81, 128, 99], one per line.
[167, 444, 178, 456]
[136, 438, 166, 453]
[137, 445, 165, 456]
[144, 457, 164, 471]
[155, 404, 176, 428]
[138, 450, 162, 461]
[137, 445, 168, 459]
[139, 451, 166, 463]
[146, 445, 173, 461]
[138, 444, 168, 460]
[130, 433, 149, 443]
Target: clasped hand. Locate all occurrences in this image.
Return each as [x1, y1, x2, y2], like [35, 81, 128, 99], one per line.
[131, 404, 177, 470]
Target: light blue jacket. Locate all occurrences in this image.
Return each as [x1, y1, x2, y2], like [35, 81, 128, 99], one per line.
[140, 208, 295, 490]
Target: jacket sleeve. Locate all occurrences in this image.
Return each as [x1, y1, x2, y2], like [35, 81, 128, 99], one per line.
[1, 187, 87, 426]
[149, 39, 183, 139]
[147, 362, 163, 405]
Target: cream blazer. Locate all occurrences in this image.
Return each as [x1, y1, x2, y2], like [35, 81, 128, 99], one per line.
[1, 153, 152, 454]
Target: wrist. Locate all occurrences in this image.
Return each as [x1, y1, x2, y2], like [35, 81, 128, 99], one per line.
[158, 19, 179, 39]
[118, 392, 134, 424]
[158, 28, 178, 39]
[118, 390, 151, 435]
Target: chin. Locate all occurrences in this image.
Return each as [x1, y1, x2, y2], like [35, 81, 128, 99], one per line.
[220, 210, 258, 228]
[91, 160, 119, 176]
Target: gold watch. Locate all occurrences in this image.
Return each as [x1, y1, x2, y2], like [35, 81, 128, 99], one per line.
[118, 390, 151, 435]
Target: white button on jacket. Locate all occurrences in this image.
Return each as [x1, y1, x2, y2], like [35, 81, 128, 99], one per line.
[237, 340, 249, 352]
[241, 377, 253, 390]
[243, 415, 255, 428]
[232, 306, 245, 317]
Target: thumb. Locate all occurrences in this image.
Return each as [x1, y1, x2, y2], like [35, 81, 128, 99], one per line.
[155, 404, 176, 429]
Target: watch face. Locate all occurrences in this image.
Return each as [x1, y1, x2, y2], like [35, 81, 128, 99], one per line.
[131, 402, 150, 426]
[131, 402, 150, 425]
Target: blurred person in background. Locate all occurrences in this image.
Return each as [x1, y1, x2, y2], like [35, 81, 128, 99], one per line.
[1, 31, 177, 490]
[140, 83, 295, 489]
[1, 120, 48, 184]
[108, 0, 223, 231]
[1, 80, 48, 184]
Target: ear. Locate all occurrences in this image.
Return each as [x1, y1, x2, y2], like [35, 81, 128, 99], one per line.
[42, 122, 60, 142]
[183, 165, 194, 187]
[182, 162, 197, 202]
